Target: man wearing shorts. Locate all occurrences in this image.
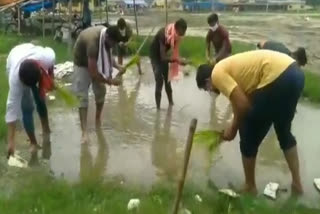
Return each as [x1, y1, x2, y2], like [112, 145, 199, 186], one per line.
[73, 25, 124, 144]
[196, 50, 304, 195]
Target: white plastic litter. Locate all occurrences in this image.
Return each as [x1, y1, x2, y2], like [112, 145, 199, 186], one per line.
[219, 189, 239, 198]
[48, 95, 56, 101]
[127, 198, 140, 211]
[64, 83, 72, 87]
[314, 178, 320, 191]
[264, 182, 279, 199]
[194, 194, 202, 202]
[54, 61, 74, 79]
[8, 154, 28, 168]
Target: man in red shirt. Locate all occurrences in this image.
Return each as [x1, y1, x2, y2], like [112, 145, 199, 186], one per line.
[206, 13, 232, 65]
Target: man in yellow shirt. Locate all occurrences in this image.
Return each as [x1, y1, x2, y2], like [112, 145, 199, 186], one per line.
[196, 50, 304, 195]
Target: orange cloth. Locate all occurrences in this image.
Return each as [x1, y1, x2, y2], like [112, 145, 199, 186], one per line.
[33, 60, 54, 98]
[165, 23, 181, 81]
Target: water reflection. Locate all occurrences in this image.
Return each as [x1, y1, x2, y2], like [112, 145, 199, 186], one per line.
[151, 107, 181, 181]
[116, 79, 141, 130]
[80, 130, 109, 182]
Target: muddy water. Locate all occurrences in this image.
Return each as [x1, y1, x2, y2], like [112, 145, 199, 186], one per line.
[44, 59, 320, 205]
[119, 12, 320, 74]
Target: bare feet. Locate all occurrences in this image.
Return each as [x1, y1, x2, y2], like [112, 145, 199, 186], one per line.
[7, 144, 15, 159]
[42, 133, 52, 160]
[95, 119, 101, 129]
[29, 147, 39, 167]
[242, 184, 258, 196]
[30, 143, 41, 154]
[81, 132, 90, 144]
[291, 183, 304, 195]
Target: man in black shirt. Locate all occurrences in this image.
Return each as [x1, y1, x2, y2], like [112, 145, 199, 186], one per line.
[149, 19, 188, 110]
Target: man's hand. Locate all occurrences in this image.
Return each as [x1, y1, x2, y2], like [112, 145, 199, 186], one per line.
[111, 77, 122, 86]
[222, 125, 237, 141]
[118, 66, 126, 75]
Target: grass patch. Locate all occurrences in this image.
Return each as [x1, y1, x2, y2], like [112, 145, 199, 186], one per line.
[303, 71, 320, 103]
[129, 35, 255, 64]
[0, 57, 8, 140]
[0, 172, 319, 214]
[0, 34, 72, 63]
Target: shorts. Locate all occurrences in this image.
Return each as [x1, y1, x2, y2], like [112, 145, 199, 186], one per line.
[73, 65, 106, 108]
[239, 63, 304, 158]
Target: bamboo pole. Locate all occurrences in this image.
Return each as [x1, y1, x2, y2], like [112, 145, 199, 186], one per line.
[98, 0, 102, 23]
[17, 5, 20, 34]
[42, 0, 45, 38]
[133, 0, 138, 35]
[51, 0, 55, 35]
[68, 0, 72, 40]
[105, 0, 108, 23]
[171, 119, 198, 214]
[165, 0, 168, 25]
[58, 0, 61, 26]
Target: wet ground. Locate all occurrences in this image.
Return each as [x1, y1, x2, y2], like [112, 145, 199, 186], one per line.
[22, 58, 318, 206]
[104, 11, 320, 74]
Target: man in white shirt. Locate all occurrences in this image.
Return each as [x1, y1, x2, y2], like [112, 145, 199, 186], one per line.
[6, 43, 55, 158]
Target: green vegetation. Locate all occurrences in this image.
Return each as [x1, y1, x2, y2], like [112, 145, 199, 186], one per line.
[55, 83, 79, 107]
[194, 130, 221, 153]
[307, 0, 320, 6]
[129, 35, 255, 65]
[0, 34, 319, 213]
[303, 71, 320, 103]
[0, 171, 319, 214]
[0, 58, 8, 140]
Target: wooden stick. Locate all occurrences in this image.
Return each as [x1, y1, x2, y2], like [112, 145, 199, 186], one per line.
[165, 0, 168, 25]
[42, 0, 45, 38]
[133, 0, 138, 35]
[171, 118, 198, 214]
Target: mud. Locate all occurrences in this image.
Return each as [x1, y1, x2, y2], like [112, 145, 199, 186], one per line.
[11, 58, 317, 206]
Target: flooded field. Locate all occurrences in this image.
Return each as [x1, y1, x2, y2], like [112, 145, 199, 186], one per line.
[15, 58, 316, 206]
[104, 11, 320, 74]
